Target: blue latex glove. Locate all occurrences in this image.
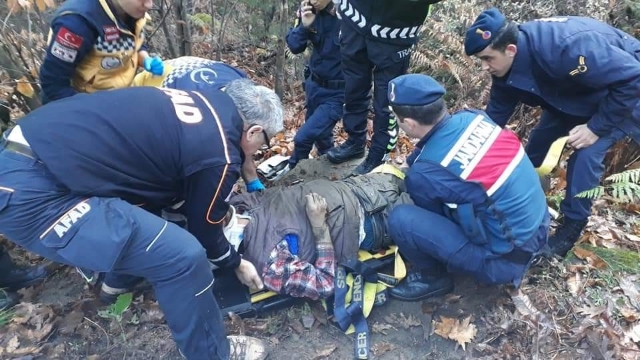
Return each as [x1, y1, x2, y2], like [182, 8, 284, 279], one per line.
[143, 56, 164, 76]
[246, 178, 265, 193]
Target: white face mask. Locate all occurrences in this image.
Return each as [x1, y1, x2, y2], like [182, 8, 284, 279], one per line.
[223, 205, 251, 251]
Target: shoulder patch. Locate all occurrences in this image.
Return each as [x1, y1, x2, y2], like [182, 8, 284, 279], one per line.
[56, 27, 83, 49]
[569, 55, 588, 76]
[50, 41, 78, 63]
[103, 25, 120, 41]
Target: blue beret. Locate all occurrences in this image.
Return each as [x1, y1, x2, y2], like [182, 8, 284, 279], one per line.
[464, 8, 506, 56]
[388, 74, 445, 107]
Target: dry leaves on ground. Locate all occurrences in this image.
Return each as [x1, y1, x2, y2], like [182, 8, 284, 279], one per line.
[433, 316, 477, 350]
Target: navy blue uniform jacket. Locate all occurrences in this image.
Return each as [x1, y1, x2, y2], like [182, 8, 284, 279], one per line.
[19, 86, 244, 267]
[486, 16, 640, 144]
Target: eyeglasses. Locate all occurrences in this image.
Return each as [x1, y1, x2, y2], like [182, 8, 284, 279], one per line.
[245, 124, 271, 148]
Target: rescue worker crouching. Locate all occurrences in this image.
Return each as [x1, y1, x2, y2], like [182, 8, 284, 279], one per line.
[463, 8, 640, 257]
[39, 0, 164, 104]
[285, 0, 344, 170]
[0, 79, 284, 359]
[133, 55, 268, 194]
[385, 74, 550, 301]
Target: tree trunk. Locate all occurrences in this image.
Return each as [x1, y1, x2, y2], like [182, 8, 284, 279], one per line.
[160, 0, 178, 59]
[174, 0, 192, 56]
[274, 0, 288, 98]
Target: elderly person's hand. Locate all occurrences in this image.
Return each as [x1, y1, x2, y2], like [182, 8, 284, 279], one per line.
[305, 192, 328, 228]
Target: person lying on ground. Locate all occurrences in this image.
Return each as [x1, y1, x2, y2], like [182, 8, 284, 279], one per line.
[223, 169, 412, 300]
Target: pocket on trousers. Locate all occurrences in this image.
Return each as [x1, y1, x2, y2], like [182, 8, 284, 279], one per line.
[39, 198, 136, 272]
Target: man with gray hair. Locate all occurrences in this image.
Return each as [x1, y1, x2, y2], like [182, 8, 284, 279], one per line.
[133, 56, 273, 193]
[0, 80, 283, 359]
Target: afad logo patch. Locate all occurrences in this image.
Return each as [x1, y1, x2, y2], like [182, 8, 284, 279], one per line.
[56, 27, 83, 49]
[103, 25, 120, 41]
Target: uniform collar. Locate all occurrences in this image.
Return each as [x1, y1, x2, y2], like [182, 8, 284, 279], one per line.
[415, 112, 452, 148]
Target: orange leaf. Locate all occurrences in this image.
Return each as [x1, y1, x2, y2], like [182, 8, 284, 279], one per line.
[572, 247, 607, 269]
[15, 77, 35, 98]
[35, 0, 45, 11]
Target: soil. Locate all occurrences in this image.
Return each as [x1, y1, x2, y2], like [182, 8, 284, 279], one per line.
[0, 156, 571, 359]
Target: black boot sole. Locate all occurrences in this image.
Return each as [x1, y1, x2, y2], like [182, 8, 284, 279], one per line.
[389, 283, 454, 302]
[326, 149, 365, 164]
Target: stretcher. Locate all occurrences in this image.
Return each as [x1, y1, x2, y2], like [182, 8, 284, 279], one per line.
[211, 245, 404, 318]
[212, 245, 407, 360]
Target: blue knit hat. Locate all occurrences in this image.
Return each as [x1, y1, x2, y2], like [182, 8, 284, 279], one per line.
[464, 8, 507, 56]
[388, 74, 446, 107]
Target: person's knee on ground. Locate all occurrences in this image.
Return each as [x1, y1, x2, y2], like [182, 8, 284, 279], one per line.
[386, 205, 454, 302]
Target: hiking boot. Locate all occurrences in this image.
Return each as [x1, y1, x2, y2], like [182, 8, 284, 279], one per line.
[389, 270, 454, 302]
[351, 156, 384, 176]
[0, 251, 49, 291]
[228, 335, 267, 360]
[0, 289, 19, 310]
[547, 218, 588, 257]
[327, 141, 365, 164]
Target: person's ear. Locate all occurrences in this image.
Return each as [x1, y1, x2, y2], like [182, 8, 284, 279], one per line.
[245, 125, 262, 141]
[506, 44, 517, 57]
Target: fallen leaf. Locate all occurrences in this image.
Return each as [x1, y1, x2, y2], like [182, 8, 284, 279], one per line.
[625, 323, 640, 343]
[384, 313, 421, 329]
[626, 234, 640, 242]
[434, 316, 477, 350]
[620, 307, 640, 322]
[35, 0, 46, 11]
[227, 312, 245, 336]
[510, 289, 540, 318]
[371, 341, 395, 356]
[434, 317, 456, 337]
[567, 273, 583, 296]
[15, 77, 34, 98]
[312, 345, 336, 359]
[5, 336, 20, 353]
[371, 322, 396, 335]
[573, 247, 607, 269]
[576, 305, 607, 318]
[618, 277, 640, 310]
[27, 322, 54, 342]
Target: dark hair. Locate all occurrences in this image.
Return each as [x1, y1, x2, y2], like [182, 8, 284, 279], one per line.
[391, 98, 447, 126]
[489, 21, 518, 52]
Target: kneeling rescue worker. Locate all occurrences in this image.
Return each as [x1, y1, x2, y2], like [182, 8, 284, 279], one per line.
[386, 74, 550, 300]
[0, 79, 283, 359]
[39, 0, 164, 104]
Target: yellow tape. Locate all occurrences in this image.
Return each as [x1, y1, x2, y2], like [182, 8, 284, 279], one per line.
[535, 136, 569, 177]
[368, 164, 406, 180]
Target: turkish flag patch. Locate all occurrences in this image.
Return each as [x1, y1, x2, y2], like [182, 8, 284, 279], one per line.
[56, 27, 83, 49]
